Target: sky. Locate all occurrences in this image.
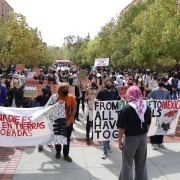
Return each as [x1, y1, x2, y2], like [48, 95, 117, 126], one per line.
[6, 0, 133, 47]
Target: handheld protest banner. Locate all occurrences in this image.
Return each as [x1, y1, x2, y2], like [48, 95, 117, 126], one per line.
[88, 89, 98, 110]
[16, 64, 25, 72]
[93, 100, 125, 141]
[92, 100, 180, 141]
[0, 103, 67, 147]
[148, 100, 180, 136]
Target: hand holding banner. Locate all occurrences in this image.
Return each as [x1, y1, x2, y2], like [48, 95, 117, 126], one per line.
[0, 103, 67, 147]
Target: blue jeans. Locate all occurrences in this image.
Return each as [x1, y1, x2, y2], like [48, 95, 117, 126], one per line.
[103, 141, 110, 154]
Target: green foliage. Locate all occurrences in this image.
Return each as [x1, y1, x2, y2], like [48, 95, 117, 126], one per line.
[68, 0, 180, 69]
[2, 1, 179, 69]
[132, 0, 180, 68]
[0, 12, 52, 67]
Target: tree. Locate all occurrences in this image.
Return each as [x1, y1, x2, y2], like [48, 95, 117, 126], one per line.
[132, 0, 180, 68]
[0, 12, 52, 67]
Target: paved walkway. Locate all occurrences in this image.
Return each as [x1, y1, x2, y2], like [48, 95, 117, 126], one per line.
[0, 112, 180, 180]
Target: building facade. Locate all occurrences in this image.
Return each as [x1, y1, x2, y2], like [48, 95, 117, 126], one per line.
[0, 0, 13, 20]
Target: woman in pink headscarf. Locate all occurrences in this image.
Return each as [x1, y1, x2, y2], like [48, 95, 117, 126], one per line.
[116, 86, 151, 180]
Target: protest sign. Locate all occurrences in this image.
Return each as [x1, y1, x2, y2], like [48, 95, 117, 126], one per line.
[70, 65, 77, 69]
[24, 80, 39, 98]
[33, 67, 41, 74]
[23, 87, 38, 98]
[118, 86, 128, 98]
[88, 89, 98, 110]
[78, 69, 87, 81]
[147, 80, 158, 90]
[79, 80, 86, 92]
[25, 80, 39, 85]
[78, 69, 88, 92]
[16, 64, 25, 71]
[93, 100, 125, 141]
[0, 103, 67, 147]
[27, 72, 36, 79]
[93, 100, 180, 141]
[148, 100, 180, 136]
[94, 58, 109, 67]
[69, 86, 75, 96]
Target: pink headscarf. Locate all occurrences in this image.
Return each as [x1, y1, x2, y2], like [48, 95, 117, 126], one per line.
[125, 86, 147, 125]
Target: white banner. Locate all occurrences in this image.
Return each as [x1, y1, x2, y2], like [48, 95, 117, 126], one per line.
[93, 100, 180, 141]
[93, 101, 125, 141]
[0, 103, 67, 147]
[94, 58, 109, 67]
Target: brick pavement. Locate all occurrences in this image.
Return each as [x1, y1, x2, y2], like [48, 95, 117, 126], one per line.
[0, 119, 180, 180]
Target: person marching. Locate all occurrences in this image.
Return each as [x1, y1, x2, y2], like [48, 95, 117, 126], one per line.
[46, 83, 77, 162]
[94, 77, 119, 159]
[117, 86, 151, 180]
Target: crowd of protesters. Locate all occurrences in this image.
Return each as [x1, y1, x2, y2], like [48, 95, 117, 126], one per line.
[0, 64, 180, 170]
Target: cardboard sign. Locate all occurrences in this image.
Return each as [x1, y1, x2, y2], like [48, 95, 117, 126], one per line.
[23, 90, 38, 98]
[16, 64, 25, 71]
[148, 80, 158, 90]
[25, 80, 39, 85]
[88, 89, 98, 110]
[79, 80, 86, 91]
[118, 86, 128, 98]
[70, 65, 77, 69]
[33, 68, 41, 74]
[27, 72, 36, 79]
[69, 86, 75, 96]
[78, 69, 87, 81]
[24, 80, 39, 98]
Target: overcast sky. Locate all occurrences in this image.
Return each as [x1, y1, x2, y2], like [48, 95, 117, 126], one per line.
[6, 0, 133, 47]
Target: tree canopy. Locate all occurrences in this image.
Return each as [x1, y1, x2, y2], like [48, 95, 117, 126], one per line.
[1, 1, 179, 70]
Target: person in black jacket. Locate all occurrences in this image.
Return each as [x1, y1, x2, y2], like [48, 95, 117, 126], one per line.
[69, 77, 80, 122]
[8, 74, 24, 108]
[117, 86, 151, 180]
[0, 76, 7, 106]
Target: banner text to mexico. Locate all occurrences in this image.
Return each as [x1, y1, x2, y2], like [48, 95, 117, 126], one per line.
[93, 100, 180, 141]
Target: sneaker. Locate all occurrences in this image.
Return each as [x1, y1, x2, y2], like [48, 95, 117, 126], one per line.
[157, 144, 165, 149]
[102, 153, 107, 159]
[108, 148, 112, 153]
[152, 144, 158, 150]
[64, 155, 72, 162]
[55, 153, 61, 159]
[38, 146, 43, 152]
